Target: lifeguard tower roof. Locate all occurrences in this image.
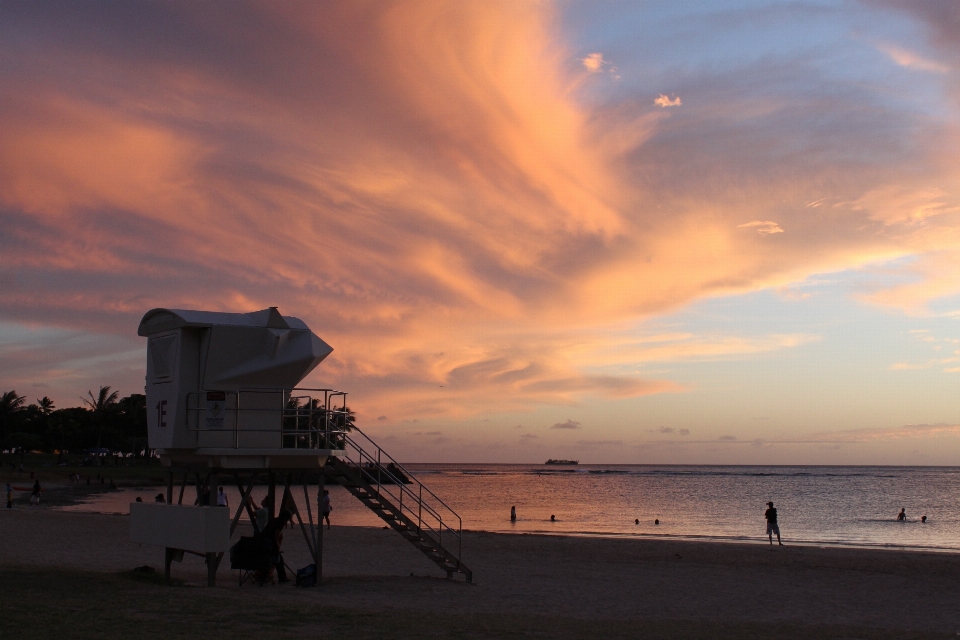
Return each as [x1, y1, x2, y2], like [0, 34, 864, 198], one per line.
[138, 307, 311, 335]
[138, 307, 332, 391]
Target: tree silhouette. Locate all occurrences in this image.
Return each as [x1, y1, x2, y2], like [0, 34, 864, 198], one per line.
[0, 390, 26, 451]
[37, 396, 55, 416]
[331, 405, 356, 432]
[82, 386, 119, 450]
[35, 396, 57, 461]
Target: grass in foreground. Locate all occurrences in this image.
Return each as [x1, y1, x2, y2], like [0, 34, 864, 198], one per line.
[0, 566, 949, 640]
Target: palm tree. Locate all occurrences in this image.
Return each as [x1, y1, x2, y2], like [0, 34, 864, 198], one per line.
[326, 405, 356, 449]
[332, 405, 356, 432]
[82, 386, 119, 450]
[37, 396, 55, 416]
[0, 390, 26, 452]
[35, 396, 57, 461]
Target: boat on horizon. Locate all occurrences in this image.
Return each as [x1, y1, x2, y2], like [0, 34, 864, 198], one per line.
[544, 459, 579, 465]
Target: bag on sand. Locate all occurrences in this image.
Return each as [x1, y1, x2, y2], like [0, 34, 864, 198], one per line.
[295, 563, 316, 587]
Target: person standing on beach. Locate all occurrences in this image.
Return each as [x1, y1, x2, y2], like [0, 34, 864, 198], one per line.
[765, 501, 782, 545]
[30, 480, 41, 507]
[897, 508, 906, 521]
[6, 482, 12, 508]
[510, 506, 517, 522]
[320, 490, 331, 530]
[216, 486, 228, 508]
[254, 497, 270, 534]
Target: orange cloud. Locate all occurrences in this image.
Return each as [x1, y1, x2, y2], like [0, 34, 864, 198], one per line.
[2, 1, 960, 425]
[738, 220, 784, 235]
[654, 94, 681, 107]
[877, 42, 950, 74]
[582, 53, 605, 72]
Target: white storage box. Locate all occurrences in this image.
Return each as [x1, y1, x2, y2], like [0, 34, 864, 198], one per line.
[129, 503, 230, 553]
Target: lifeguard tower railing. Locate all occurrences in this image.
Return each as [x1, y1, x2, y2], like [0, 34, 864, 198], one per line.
[185, 387, 352, 450]
[184, 387, 468, 579]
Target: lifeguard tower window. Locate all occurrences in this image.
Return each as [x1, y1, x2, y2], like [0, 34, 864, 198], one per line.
[149, 333, 178, 383]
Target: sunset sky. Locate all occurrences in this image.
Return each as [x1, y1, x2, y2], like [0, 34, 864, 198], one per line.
[2, 1, 960, 464]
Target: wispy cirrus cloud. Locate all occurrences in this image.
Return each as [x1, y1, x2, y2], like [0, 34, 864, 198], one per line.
[640, 423, 960, 451]
[1, 0, 960, 434]
[876, 41, 949, 73]
[576, 439, 623, 447]
[738, 221, 784, 235]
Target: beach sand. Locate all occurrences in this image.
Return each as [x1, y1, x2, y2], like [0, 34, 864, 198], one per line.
[2, 507, 958, 637]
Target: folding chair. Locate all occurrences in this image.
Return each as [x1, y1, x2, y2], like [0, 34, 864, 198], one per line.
[230, 536, 272, 586]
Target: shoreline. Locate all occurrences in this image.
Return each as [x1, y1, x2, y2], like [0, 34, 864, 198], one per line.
[35, 484, 960, 555]
[467, 527, 960, 554]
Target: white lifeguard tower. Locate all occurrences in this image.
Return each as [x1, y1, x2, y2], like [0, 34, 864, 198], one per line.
[131, 307, 471, 586]
[139, 306, 343, 468]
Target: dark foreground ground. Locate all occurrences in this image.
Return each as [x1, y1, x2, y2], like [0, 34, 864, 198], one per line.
[2, 509, 959, 639]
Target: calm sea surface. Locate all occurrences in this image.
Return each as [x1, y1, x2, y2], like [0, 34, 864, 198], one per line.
[61, 465, 960, 551]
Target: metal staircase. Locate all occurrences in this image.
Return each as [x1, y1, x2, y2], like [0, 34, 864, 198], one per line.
[325, 428, 473, 583]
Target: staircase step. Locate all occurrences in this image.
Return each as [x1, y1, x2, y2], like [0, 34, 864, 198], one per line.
[333, 442, 473, 583]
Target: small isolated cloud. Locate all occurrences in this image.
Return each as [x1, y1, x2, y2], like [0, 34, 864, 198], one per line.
[679, 429, 690, 436]
[878, 42, 949, 74]
[718, 435, 737, 441]
[654, 94, 681, 107]
[550, 419, 582, 430]
[377, 415, 388, 421]
[810, 423, 960, 443]
[520, 433, 538, 441]
[889, 355, 960, 370]
[776, 286, 811, 301]
[576, 439, 623, 447]
[854, 186, 958, 226]
[658, 426, 675, 434]
[738, 220, 784, 235]
[582, 52, 604, 72]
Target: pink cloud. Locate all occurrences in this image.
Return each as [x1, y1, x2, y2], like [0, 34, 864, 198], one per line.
[582, 53, 605, 72]
[1, 1, 960, 425]
[654, 94, 681, 107]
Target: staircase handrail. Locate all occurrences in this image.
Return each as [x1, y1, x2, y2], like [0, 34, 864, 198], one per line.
[340, 433, 451, 531]
[340, 440, 449, 536]
[339, 428, 463, 560]
[339, 440, 450, 549]
[344, 427, 461, 528]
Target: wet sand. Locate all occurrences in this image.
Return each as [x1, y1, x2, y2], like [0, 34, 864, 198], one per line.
[2, 507, 958, 636]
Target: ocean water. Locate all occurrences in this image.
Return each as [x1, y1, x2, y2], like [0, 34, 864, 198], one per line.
[61, 464, 960, 552]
